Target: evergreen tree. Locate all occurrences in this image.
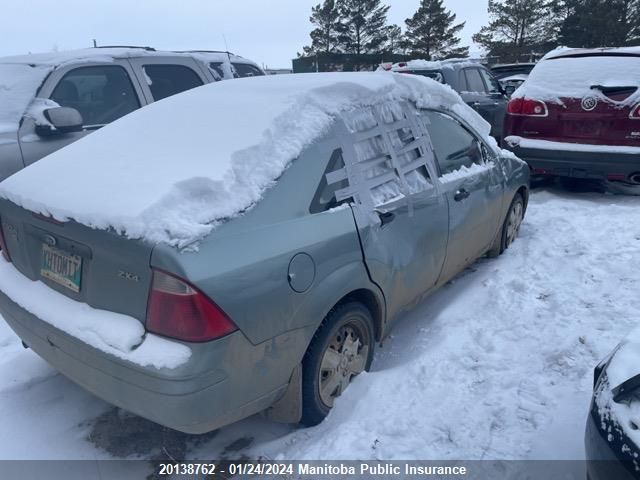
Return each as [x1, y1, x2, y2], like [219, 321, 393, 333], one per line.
[557, 0, 640, 47]
[301, 0, 343, 56]
[473, 0, 555, 62]
[404, 0, 469, 60]
[384, 24, 407, 54]
[337, 0, 392, 55]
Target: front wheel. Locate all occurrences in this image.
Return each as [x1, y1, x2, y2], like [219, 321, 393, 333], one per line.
[301, 302, 374, 426]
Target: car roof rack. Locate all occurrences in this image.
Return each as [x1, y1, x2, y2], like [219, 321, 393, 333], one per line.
[178, 49, 238, 56]
[94, 45, 156, 51]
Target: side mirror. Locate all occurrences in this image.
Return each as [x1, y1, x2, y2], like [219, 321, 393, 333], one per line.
[36, 107, 83, 137]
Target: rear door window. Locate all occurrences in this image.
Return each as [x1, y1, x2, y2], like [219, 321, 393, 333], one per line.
[142, 64, 204, 101]
[50, 65, 140, 127]
[423, 111, 484, 175]
[231, 63, 264, 78]
[464, 68, 487, 93]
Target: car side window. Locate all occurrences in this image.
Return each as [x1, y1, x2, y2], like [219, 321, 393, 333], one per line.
[479, 68, 502, 95]
[310, 149, 352, 213]
[142, 65, 204, 101]
[50, 65, 140, 127]
[209, 62, 237, 79]
[322, 102, 435, 214]
[423, 111, 484, 175]
[464, 68, 487, 93]
[231, 63, 264, 78]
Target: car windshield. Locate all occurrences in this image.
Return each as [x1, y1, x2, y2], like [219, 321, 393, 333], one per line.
[524, 54, 640, 99]
[0, 63, 51, 133]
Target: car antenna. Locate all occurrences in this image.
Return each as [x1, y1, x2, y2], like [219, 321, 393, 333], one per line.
[93, 39, 98, 48]
[222, 34, 232, 62]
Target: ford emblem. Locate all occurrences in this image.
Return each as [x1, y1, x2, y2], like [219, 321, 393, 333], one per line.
[43, 234, 56, 246]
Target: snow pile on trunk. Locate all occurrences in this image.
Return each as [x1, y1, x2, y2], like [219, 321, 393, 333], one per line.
[0, 258, 190, 369]
[0, 72, 492, 249]
[513, 52, 640, 105]
[0, 63, 52, 133]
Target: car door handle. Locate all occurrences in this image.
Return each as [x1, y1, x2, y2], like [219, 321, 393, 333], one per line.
[376, 211, 396, 226]
[454, 189, 470, 201]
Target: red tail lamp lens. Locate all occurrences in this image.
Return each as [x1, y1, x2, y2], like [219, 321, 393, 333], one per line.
[146, 270, 237, 343]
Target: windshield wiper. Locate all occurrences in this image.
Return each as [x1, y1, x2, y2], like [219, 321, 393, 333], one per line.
[590, 84, 638, 96]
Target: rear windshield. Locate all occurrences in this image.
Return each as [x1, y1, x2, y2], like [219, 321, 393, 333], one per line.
[0, 63, 52, 133]
[523, 54, 640, 99]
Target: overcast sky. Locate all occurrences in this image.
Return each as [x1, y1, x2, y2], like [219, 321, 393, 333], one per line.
[1, 0, 489, 68]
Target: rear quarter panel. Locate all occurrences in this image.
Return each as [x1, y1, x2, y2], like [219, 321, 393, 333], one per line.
[150, 130, 385, 349]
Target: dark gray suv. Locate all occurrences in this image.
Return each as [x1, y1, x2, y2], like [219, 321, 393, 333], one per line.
[384, 59, 509, 142]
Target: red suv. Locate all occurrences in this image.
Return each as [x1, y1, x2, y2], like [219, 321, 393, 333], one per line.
[503, 47, 640, 186]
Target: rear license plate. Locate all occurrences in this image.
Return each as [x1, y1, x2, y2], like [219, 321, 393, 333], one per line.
[564, 120, 605, 136]
[41, 244, 82, 292]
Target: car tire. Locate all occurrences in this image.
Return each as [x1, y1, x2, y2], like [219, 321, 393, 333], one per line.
[300, 302, 375, 426]
[487, 192, 524, 257]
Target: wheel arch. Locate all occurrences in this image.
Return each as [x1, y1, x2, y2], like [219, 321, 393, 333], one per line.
[516, 185, 529, 212]
[330, 288, 385, 342]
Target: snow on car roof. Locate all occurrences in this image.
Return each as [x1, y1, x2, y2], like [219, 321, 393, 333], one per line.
[543, 45, 640, 60]
[0, 47, 260, 69]
[512, 47, 640, 105]
[384, 58, 481, 72]
[183, 50, 258, 65]
[0, 47, 164, 66]
[0, 72, 492, 249]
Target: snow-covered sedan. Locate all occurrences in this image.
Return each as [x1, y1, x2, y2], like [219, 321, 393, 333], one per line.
[504, 47, 640, 189]
[0, 72, 529, 433]
[586, 327, 640, 479]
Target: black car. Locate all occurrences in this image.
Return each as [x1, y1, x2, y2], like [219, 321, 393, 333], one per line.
[385, 59, 508, 141]
[489, 62, 536, 80]
[586, 334, 640, 479]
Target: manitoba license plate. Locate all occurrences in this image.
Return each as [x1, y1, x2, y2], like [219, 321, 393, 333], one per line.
[41, 244, 82, 292]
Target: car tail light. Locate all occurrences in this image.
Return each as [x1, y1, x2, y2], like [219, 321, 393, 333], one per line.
[607, 173, 627, 181]
[630, 104, 640, 119]
[0, 221, 11, 262]
[507, 98, 548, 117]
[146, 270, 237, 343]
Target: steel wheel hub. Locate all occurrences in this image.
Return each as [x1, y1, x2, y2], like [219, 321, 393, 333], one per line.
[506, 201, 523, 247]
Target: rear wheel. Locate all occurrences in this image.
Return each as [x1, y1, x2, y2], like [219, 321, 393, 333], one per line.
[487, 192, 524, 257]
[301, 302, 374, 426]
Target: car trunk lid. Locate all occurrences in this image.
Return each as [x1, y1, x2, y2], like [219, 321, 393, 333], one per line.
[0, 201, 153, 324]
[546, 88, 640, 146]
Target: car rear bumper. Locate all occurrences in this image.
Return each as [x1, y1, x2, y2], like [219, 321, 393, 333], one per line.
[0, 288, 288, 434]
[507, 145, 640, 181]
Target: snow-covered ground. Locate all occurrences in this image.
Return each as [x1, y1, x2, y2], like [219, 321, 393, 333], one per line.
[0, 185, 639, 463]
